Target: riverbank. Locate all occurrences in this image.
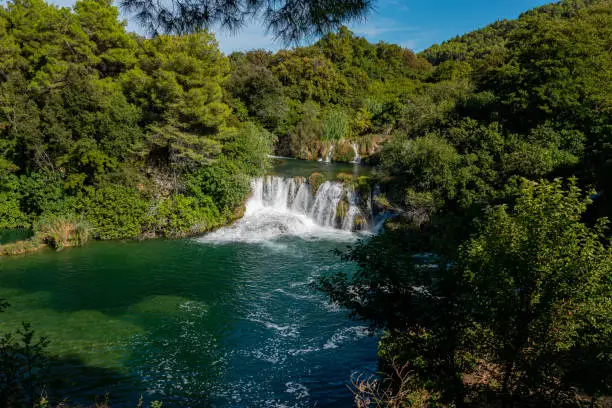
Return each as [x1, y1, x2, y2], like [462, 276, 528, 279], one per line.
[0, 182, 379, 407]
[0, 163, 380, 258]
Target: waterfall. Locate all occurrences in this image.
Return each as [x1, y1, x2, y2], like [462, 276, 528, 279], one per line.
[203, 176, 378, 243]
[325, 145, 335, 163]
[251, 176, 373, 231]
[341, 189, 362, 231]
[310, 181, 344, 227]
[350, 143, 360, 164]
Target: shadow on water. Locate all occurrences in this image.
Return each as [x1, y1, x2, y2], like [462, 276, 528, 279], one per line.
[0, 229, 34, 245]
[0, 301, 220, 407]
[45, 355, 215, 407]
[46, 355, 139, 407]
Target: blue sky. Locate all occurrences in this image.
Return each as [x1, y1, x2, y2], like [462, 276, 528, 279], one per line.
[41, 0, 553, 53]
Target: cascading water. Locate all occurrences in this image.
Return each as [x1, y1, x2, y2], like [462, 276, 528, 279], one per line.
[325, 145, 335, 163]
[202, 176, 376, 243]
[350, 143, 360, 164]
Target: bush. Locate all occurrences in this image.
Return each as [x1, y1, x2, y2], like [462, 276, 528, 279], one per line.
[35, 214, 90, 250]
[0, 192, 29, 230]
[186, 157, 251, 214]
[332, 142, 355, 162]
[222, 122, 275, 177]
[0, 322, 49, 407]
[82, 185, 149, 240]
[0, 174, 30, 229]
[146, 194, 221, 237]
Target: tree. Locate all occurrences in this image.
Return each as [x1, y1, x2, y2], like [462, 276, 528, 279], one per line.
[458, 178, 612, 406]
[119, 0, 372, 43]
[321, 179, 612, 406]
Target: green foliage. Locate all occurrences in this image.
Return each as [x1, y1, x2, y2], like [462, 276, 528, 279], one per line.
[320, 5, 612, 404]
[321, 179, 612, 406]
[187, 157, 250, 214]
[222, 123, 275, 177]
[335, 172, 353, 183]
[0, 0, 272, 240]
[226, 28, 432, 160]
[146, 194, 221, 237]
[0, 322, 49, 407]
[121, 0, 372, 43]
[321, 109, 349, 141]
[380, 133, 461, 210]
[82, 185, 148, 240]
[285, 101, 322, 160]
[458, 179, 612, 403]
[0, 191, 29, 230]
[35, 214, 90, 250]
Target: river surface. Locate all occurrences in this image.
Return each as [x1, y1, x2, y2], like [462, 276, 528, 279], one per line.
[0, 162, 378, 408]
[269, 157, 372, 179]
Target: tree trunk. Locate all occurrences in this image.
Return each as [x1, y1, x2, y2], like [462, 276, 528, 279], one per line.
[501, 358, 514, 408]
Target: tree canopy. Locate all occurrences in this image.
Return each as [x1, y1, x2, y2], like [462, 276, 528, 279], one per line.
[120, 0, 373, 42]
[0, 0, 274, 239]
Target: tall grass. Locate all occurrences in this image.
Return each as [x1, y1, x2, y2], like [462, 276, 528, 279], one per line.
[35, 215, 91, 250]
[322, 109, 349, 141]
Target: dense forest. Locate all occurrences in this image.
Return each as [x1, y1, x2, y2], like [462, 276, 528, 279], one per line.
[317, 0, 612, 406]
[0, 0, 274, 250]
[0, 0, 611, 406]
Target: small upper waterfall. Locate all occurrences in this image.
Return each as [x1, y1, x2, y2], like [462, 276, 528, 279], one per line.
[202, 175, 382, 243]
[350, 143, 360, 164]
[324, 145, 335, 163]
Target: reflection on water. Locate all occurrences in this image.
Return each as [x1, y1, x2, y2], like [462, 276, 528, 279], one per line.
[269, 156, 372, 179]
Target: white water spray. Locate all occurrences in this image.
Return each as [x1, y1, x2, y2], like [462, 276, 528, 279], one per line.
[350, 143, 360, 164]
[200, 176, 376, 243]
[325, 145, 335, 163]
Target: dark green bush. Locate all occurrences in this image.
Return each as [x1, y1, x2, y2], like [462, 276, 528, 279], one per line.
[82, 185, 149, 240]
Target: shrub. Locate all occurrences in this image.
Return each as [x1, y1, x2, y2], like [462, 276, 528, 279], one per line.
[332, 142, 355, 162]
[35, 214, 90, 250]
[146, 194, 221, 237]
[0, 191, 29, 230]
[0, 322, 49, 407]
[186, 156, 251, 214]
[82, 185, 149, 240]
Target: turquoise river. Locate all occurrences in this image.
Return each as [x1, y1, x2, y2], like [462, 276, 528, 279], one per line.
[0, 160, 379, 407]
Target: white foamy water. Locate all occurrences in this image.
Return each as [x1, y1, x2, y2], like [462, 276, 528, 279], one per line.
[350, 142, 360, 164]
[200, 176, 374, 244]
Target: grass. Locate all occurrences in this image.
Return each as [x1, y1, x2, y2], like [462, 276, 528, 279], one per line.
[35, 215, 91, 251]
[0, 239, 46, 256]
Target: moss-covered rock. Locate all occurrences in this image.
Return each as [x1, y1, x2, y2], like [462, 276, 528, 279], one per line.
[353, 214, 368, 231]
[354, 176, 371, 193]
[308, 172, 326, 196]
[336, 195, 349, 227]
[336, 172, 354, 183]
